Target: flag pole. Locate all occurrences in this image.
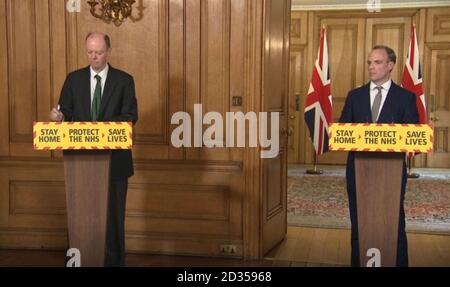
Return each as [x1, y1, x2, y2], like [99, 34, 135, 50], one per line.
[306, 152, 323, 175]
[304, 26, 330, 175]
[401, 23, 423, 179]
[407, 154, 420, 179]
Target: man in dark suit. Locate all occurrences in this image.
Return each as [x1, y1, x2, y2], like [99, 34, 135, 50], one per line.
[339, 45, 419, 267]
[50, 32, 138, 266]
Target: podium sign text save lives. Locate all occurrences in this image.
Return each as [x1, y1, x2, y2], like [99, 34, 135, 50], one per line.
[33, 122, 133, 150]
[329, 124, 433, 153]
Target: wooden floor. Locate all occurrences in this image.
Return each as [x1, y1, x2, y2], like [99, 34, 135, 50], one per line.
[1, 226, 449, 267]
[265, 226, 450, 267]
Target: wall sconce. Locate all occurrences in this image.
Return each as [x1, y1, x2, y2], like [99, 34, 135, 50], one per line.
[88, 0, 136, 26]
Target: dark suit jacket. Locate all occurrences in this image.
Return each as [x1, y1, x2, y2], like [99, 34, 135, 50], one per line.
[58, 65, 138, 180]
[339, 81, 419, 193]
[339, 81, 419, 124]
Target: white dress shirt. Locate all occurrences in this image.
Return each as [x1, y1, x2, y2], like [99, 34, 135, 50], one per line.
[90, 64, 109, 106]
[369, 79, 391, 122]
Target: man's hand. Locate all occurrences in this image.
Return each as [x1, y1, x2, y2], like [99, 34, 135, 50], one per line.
[50, 105, 64, 122]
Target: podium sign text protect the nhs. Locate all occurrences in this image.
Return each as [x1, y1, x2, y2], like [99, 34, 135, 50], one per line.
[329, 123, 433, 153]
[33, 122, 133, 150]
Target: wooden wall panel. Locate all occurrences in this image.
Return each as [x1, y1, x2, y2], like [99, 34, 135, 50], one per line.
[426, 8, 450, 43]
[167, 0, 185, 160]
[126, 162, 243, 256]
[7, 0, 40, 157]
[49, 0, 67, 109]
[192, 0, 232, 161]
[9, 181, 65, 216]
[0, 0, 8, 156]
[322, 19, 365, 119]
[34, 0, 51, 124]
[127, 184, 230, 220]
[185, 0, 201, 156]
[366, 17, 411, 84]
[0, 160, 66, 249]
[290, 11, 307, 45]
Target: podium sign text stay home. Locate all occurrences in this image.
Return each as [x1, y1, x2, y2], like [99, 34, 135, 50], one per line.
[33, 122, 133, 150]
[329, 123, 433, 153]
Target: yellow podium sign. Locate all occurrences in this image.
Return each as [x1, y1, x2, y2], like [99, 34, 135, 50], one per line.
[33, 122, 133, 150]
[329, 123, 433, 153]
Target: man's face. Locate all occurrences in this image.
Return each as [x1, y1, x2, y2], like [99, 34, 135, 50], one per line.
[367, 49, 394, 85]
[86, 36, 110, 72]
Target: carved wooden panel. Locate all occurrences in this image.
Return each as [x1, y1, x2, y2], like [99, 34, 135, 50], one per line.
[0, 161, 67, 249]
[321, 19, 365, 117]
[434, 127, 448, 153]
[290, 11, 307, 45]
[5, 0, 54, 158]
[126, 163, 244, 256]
[9, 181, 65, 216]
[365, 17, 411, 84]
[426, 7, 450, 43]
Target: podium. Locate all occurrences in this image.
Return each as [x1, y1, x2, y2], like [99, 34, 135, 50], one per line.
[64, 150, 110, 267]
[33, 122, 134, 267]
[328, 123, 433, 267]
[354, 152, 404, 267]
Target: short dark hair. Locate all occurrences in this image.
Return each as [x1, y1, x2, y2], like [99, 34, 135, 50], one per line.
[86, 32, 111, 49]
[372, 45, 396, 63]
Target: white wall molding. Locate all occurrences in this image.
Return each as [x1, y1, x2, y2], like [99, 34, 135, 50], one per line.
[291, 1, 450, 11]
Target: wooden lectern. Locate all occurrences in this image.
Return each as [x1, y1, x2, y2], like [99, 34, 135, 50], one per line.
[328, 123, 433, 267]
[64, 150, 111, 267]
[354, 152, 404, 267]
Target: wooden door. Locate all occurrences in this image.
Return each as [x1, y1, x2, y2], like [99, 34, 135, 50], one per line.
[425, 44, 450, 168]
[261, 0, 290, 255]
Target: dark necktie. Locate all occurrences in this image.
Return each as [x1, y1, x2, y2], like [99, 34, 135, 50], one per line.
[91, 74, 102, 121]
[372, 86, 382, 123]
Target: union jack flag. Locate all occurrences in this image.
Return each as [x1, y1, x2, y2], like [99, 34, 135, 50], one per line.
[401, 24, 427, 124]
[304, 27, 333, 155]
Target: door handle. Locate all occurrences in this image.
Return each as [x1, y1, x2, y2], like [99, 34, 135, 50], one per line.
[281, 127, 293, 136]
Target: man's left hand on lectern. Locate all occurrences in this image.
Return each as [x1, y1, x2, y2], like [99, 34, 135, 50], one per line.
[50, 105, 64, 122]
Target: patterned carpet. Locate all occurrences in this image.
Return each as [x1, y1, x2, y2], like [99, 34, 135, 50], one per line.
[288, 165, 450, 234]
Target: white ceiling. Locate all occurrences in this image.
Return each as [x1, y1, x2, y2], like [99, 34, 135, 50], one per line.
[291, 0, 450, 10]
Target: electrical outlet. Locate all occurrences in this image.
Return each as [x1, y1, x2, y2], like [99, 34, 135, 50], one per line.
[220, 244, 237, 254]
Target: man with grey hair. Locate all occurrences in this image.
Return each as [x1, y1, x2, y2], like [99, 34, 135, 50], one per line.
[339, 45, 419, 267]
[50, 32, 138, 267]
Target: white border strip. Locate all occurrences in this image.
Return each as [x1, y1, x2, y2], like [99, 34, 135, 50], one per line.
[292, 1, 450, 11]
